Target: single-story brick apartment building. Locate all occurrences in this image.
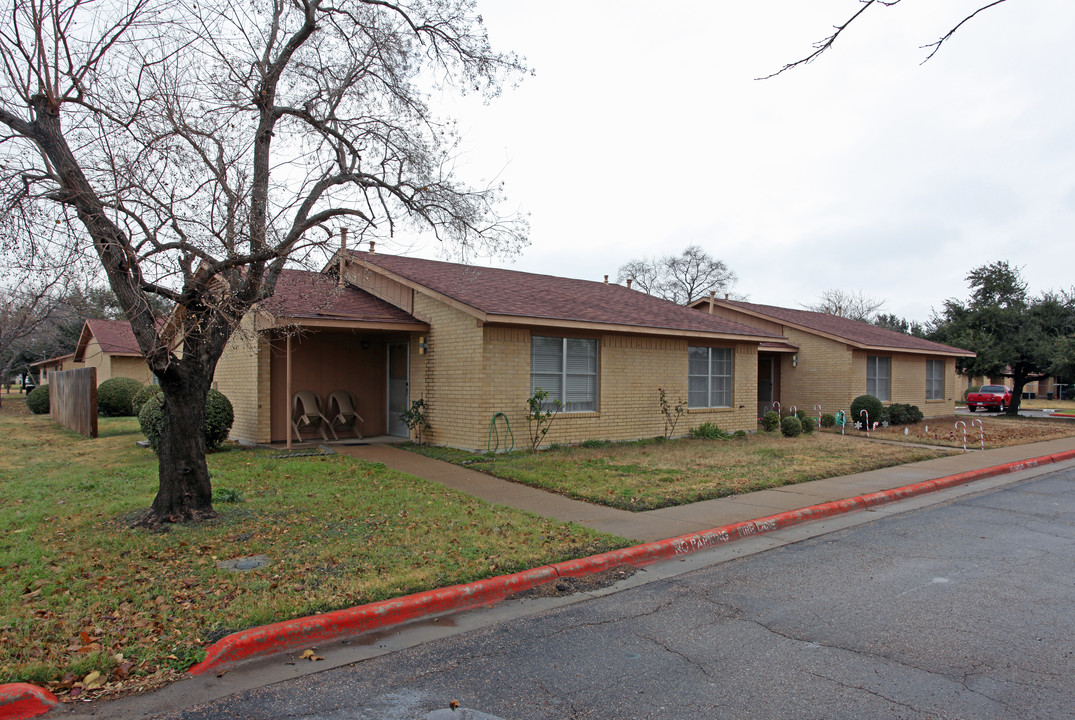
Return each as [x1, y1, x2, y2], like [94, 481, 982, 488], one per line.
[214, 251, 788, 449]
[688, 297, 974, 419]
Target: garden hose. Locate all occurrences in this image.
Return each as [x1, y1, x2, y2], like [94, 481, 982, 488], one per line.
[487, 412, 515, 454]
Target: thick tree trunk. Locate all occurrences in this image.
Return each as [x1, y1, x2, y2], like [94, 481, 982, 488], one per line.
[1006, 376, 1027, 416]
[137, 366, 217, 527]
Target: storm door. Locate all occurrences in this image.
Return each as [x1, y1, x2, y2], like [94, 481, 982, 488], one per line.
[387, 341, 409, 437]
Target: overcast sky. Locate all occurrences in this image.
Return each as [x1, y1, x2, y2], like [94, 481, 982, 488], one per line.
[395, 0, 1075, 325]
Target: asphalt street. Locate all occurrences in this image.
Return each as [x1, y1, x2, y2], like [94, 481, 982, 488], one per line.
[144, 467, 1075, 720]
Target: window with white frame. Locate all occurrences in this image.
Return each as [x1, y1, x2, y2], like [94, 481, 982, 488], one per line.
[688, 346, 734, 408]
[530, 336, 598, 412]
[866, 355, 891, 401]
[926, 359, 944, 400]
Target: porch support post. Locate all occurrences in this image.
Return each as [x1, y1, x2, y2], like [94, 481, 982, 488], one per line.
[286, 333, 292, 451]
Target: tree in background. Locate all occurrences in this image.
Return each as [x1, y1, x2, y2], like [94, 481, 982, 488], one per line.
[0, 0, 527, 526]
[872, 313, 925, 337]
[927, 261, 1075, 414]
[616, 246, 738, 305]
[0, 275, 69, 405]
[801, 289, 886, 323]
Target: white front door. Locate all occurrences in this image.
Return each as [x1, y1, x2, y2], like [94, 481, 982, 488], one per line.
[387, 342, 409, 437]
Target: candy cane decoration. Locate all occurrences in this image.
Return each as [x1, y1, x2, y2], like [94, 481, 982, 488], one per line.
[772, 401, 781, 416]
[971, 418, 984, 450]
[860, 409, 870, 437]
[814, 404, 822, 430]
[955, 420, 967, 452]
[789, 405, 797, 419]
[836, 410, 846, 435]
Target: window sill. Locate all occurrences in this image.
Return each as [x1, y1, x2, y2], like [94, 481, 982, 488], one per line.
[687, 406, 734, 413]
[554, 411, 600, 418]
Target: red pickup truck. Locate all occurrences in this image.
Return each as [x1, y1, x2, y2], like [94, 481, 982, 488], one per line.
[967, 385, 1012, 412]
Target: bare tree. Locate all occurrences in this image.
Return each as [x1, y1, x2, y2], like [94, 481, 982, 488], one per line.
[616, 245, 738, 305]
[760, 0, 1010, 79]
[801, 289, 886, 322]
[0, 0, 527, 526]
[0, 275, 70, 406]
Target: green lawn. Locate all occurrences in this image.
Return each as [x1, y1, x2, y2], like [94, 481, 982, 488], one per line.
[0, 398, 627, 699]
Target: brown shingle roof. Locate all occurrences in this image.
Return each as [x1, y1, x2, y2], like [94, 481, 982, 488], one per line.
[708, 299, 973, 355]
[260, 269, 423, 326]
[347, 251, 782, 340]
[78, 319, 143, 357]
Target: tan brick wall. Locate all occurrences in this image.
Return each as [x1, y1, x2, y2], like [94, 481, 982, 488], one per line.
[213, 316, 271, 444]
[765, 330, 956, 419]
[80, 337, 111, 384]
[775, 327, 857, 417]
[109, 356, 153, 386]
[408, 293, 487, 448]
[415, 298, 759, 450]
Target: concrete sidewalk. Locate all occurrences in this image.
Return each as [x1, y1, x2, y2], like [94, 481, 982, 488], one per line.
[335, 436, 1075, 543]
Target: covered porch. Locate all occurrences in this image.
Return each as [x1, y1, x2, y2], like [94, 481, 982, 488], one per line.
[757, 341, 798, 418]
[250, 269, 428, 447]
[268, 328, 421, 445]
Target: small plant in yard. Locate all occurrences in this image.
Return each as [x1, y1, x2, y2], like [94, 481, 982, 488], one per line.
[820, 413, 836, 428]
[400, 398, 431, 445]
[883, 403, 924, 425]
[799, 415, 815, 434]
[526, 387, 563, 452]
[850, 395, 883, 431]
[139, 388, 234, 451]
[97, 377, 145, 416]
[131, 385, 163, 416]
[689, 421, 731, 440]
[211, 487, 245, 503]
[780, 416, 803, 437]
[761, 410, 780, 432]
[658, 388, 686, 439]
[25, 383, 49, 414]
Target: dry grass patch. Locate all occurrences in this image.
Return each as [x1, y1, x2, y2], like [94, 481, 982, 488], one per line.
[0, 399, 627, 701]
[854, 414, 1075, 449]
[413, 433, 947, 511]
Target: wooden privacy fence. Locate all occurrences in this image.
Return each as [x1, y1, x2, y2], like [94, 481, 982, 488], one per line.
[49, 367, 98, 438]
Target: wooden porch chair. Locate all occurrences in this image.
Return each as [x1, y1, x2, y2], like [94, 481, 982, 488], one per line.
[291, 390, 337, 443]
[327, 389, 364, 439]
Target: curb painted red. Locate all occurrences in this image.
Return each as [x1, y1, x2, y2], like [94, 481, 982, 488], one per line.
[185, 447, 1075, 677]
[0, 684, 59, 720]
[5, 448, 1075, 719]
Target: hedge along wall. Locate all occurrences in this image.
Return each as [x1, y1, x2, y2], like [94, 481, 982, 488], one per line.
[49, 367, 98, 438]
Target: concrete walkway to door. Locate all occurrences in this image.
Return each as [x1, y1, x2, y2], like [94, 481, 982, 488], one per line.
[334, 436, 1075, 543]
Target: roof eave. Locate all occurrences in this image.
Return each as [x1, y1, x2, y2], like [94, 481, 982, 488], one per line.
[483, 314, 778, 342]
[263, 314, 428, 332]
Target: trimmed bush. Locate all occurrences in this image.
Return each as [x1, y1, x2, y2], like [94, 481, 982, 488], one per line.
[761, 410, 780, 432]
[205, 389, 234, 450]
[97, 377, 144, 416]
[780, 416, 802, 437]
[884, 403, 924, 425]
[850, 394, 884, 430]
[799, 415, 815, 434]
[131, 384, 163, 416]
[26, 384, 49, 414]
[138, 396, 165, 451]
[139, 388, 235, 453]
[820, 413, 836, 428]
[689, 421, 731, 440]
